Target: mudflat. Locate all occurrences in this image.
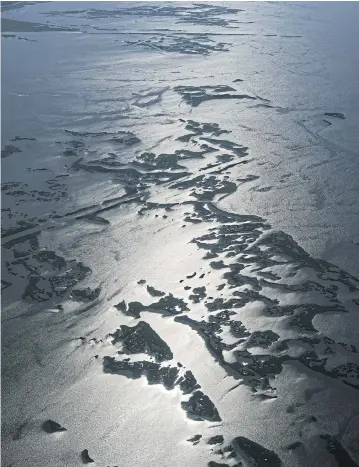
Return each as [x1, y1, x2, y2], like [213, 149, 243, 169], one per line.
[2, 2, 359, 467]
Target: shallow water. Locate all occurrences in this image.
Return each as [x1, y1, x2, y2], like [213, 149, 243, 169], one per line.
[2, 2, 359, 467]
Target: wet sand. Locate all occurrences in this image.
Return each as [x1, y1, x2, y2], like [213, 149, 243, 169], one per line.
[2, 2, 359, 467]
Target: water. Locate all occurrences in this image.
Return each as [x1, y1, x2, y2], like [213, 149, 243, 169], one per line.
[2, 2, 359, 467]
